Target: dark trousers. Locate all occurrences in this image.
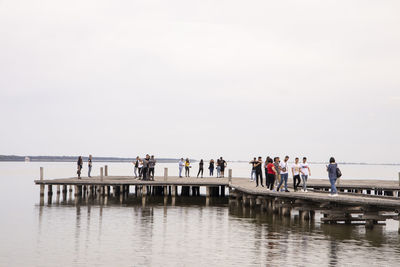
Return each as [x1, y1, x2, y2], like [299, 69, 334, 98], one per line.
[267, 173, 275, 190]
[149, 168, 154, 180]
[293, 175, 301, 191]
[255, 169, 263, 186]
[197, 168, 203, 177]
[185, 167, 190, 177]
[142, 167, 148, 180]
[139, 168, 143, 178]
[209, 168, 214, 176]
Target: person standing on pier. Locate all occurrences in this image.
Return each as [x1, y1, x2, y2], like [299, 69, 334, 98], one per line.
[300, 157, 311, 192]
[77, 156, 83, 179]
[142, 154, 150, 180]
[185, 158, 191, 177]
[266, 157, 277, 190]
[273, 157, 281, 188]
[327, 157, 339, 196]
[134, 156, 140, 178]
[254, 157, 263, 187]
[197, 159, 204, 178]
[209, 159, 215, 176]
[149, 155, 156, 181]
[250, 157, 257, 182]
[179, 158, 185, 178]
[138, 158, 143, 179]
[88, 155, 93, 177]
[264, 157, 270, 182]
[277, 156, 290, 192]
[216, 158, 221, 178]
[292, 157, 301, 191]
[219, 157, 227, 178]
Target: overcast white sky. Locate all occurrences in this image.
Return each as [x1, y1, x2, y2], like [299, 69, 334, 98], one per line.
[0, 0, 399, 162]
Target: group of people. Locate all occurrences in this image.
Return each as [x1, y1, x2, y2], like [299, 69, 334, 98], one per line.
[250, 156, 340, 196]
[76, 154, 340, 196]
[250, 156, 311, 192]
[133, 155, 156, 180]
[77, 155, 92, 179]
[178, 157, 227, 178]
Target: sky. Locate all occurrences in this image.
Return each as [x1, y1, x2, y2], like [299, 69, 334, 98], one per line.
[0, 0, 399, 163]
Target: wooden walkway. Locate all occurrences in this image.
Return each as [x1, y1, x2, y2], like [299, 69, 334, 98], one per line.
[34, 173, 400, 230]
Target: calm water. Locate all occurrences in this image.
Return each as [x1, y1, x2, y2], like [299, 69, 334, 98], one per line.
[1, 162, 400, 266]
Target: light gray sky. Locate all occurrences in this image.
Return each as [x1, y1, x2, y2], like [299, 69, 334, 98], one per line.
[1, 0, 399, 162]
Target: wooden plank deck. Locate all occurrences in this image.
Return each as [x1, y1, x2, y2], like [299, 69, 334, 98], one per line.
[34, 176, 400, 209]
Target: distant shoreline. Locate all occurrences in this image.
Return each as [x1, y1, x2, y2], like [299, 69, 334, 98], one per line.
[0, 155, 183, 163]
[0, 155, 399, 166]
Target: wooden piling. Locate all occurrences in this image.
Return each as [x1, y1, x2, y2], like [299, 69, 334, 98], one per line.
[48, 184, 53, 196]
[164, 168, 168, 181]
[39, 167, 45, 196]
[56, 185, 60, 194]
[105, 165, 108, 176]
[100, 167, 104, 181]
[171, 186, 177, 196]
[206, 186, 210, 197]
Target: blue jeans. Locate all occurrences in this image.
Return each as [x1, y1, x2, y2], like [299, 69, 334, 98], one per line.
[179, 166, 183, 177]
[277, 173, 288, 191]
[251, 170, 256, 180]
[88, 165, 92, 177]
[329, 177, 337, 194]
[216, 167, 221, 177]
[301, 175, 308, 190]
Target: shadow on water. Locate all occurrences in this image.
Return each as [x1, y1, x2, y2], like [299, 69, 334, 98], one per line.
[38, 193, 400, 258]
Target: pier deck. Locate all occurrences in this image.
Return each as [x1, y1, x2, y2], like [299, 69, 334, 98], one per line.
[34, 173, 400, 230]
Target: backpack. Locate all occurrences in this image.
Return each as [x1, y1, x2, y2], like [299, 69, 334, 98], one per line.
[336, 167, 342, 178]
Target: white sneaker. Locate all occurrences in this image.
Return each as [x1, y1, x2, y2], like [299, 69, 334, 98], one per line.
[333, 193, 339, 197]
[305, 189, 308, 192]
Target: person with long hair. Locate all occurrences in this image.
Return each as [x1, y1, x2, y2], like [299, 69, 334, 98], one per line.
[327, 157, 339, 196]
[133, 156, 140, 178]
[266, 157, 277, 190]
[185, 158, 191, 177]
[209, 159, 215, 176]
[197, 159, 204, 178]
[77, 156, 83, 179]
[88, 155, 93, 177]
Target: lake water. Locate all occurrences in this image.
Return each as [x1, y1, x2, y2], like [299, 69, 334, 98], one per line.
[1, 162, 400, 266]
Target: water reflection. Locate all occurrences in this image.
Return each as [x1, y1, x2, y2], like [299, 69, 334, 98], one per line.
[34, 195, 400, 266]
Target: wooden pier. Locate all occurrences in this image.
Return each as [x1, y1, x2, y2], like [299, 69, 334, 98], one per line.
[34, 167, 400, 231]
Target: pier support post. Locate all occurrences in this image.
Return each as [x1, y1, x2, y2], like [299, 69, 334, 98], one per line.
[56, 185, 60, 194]
[206, 187, 210, 197]
[171, 186, 177, 196]
[164, 186, 168, 196]
[105, 165, 108, 176]
[48, 185, 53, 196]
[142, 185, 147, 195]
[220, 186, 225, 197]
[248, 196, 255, 208]
[164, 168, 168, 181]
[39, 167, 45, 196]
[100, 167, 104, 181]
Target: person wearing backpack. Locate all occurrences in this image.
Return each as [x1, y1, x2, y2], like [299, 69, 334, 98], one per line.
[327, 157, 340, 196]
